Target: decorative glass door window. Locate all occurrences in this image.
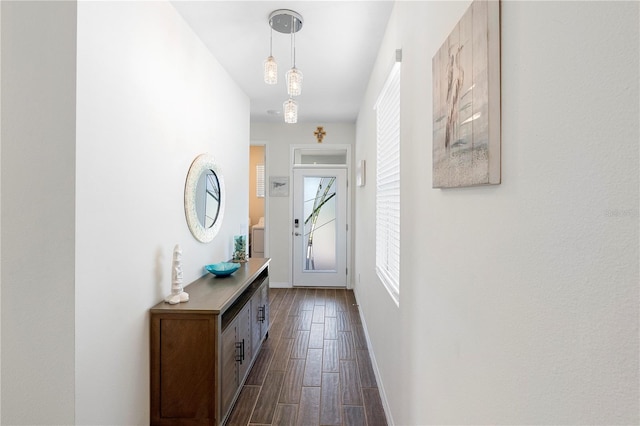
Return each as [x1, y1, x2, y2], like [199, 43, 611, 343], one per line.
[302, 176, 337, 271]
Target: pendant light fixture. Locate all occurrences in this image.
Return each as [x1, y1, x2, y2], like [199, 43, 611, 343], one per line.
[283, 98, 298, 124]
[265, 9, 303, 123]
[263, 19, 277, 84]
[286, 14, 303, 96]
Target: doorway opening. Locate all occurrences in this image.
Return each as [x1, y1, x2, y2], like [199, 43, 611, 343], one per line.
[249, 144, 266, 258]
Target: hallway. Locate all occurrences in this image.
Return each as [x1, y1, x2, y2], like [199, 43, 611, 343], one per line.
[226, 288, 388, 425]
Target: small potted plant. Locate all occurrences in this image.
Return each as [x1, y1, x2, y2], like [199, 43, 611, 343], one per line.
[232, 235, 248, 263]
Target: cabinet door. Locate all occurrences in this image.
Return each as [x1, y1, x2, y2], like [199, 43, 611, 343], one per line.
[221, 303, 254, 419]
[251, 288, 263, 356]
[237, 304, 252, 382]
[152, 316, 215, 424]
[251, 279, 270, 356]
[260, 280, 270, 340]
[220, 323, 239, 417]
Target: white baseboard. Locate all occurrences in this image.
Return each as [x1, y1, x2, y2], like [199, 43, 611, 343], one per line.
[269, 281, 292, 288]
[352, 287, 395, 426]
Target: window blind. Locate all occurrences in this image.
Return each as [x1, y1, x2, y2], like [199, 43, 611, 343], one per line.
[374, 62, 401, 305]
[256, 164, 265, 198]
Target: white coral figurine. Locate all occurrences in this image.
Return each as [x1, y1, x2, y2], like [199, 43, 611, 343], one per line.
[165, 244, 189, 304]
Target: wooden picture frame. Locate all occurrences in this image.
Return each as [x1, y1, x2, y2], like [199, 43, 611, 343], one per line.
[432, 0, 501, 188]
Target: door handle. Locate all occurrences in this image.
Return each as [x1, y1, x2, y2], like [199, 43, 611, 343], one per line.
[294, 232, 301, 236]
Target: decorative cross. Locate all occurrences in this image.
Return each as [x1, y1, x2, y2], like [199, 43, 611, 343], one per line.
[314, 126, 326, 143]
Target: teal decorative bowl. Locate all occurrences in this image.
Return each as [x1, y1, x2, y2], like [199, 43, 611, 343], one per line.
[205, 262, 240, 277]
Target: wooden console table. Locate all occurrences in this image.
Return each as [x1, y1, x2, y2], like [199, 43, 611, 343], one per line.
[150, 258, 270, 425]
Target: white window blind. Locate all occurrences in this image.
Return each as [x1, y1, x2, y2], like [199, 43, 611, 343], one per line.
[374, 62, 401, 306]
[256, 164, 265, 198]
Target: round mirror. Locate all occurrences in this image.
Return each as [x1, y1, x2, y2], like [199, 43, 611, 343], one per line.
[184, 154, 225, 243]
[194, 170, 221, 228]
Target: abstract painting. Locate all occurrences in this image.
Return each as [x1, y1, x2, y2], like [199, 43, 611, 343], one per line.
[432, 0, 501, 188]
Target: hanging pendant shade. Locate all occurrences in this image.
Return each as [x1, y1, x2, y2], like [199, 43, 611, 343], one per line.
[263, 21, 277, 84]
[286, 13, 302, 97]
[264, 56, 277, 84]
[283, 98, 298, 124]
[286, 67, 303, 96]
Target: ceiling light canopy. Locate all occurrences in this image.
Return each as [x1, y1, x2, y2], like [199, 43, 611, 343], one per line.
[264, 9, 304, 123]
[269, 9, 303, 34]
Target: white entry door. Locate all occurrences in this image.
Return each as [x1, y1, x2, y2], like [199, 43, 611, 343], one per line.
[292, 168, 348, 287]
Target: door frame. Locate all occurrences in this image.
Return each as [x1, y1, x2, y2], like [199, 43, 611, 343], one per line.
[289, 144, 352, 289]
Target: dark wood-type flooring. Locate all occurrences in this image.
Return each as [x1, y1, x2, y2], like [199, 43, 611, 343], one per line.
[226, 288, 388, 426]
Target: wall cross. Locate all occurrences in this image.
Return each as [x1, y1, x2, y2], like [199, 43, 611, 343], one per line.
[314, 126, 326, 143]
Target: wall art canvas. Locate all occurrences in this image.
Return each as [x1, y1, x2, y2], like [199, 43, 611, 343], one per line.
[432, 0, 501, 188]
[269, 176, 289, 197]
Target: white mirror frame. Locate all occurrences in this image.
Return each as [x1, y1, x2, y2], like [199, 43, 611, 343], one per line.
[184, 153, 225, 243]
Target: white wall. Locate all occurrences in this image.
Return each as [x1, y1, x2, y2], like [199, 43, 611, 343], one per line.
[355, 1, 639, 424]
[74, 2, 248, 424]
[251, 123, 355, 286]
[0, 2, 3, 420]
[1, 1, 77, 424]
[2, 2, 76, 424]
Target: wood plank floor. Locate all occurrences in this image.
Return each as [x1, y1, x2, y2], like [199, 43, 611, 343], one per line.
[226, 288, 388, 426]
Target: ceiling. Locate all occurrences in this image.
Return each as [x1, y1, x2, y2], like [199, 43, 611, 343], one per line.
[171, 1, 394, 123]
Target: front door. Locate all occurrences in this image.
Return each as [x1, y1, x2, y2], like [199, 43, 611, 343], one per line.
[292, 168, 347, 287]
